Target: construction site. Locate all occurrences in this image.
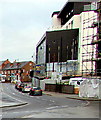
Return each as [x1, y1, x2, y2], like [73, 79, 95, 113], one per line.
[34, 1, 101, 79]
[81, 1, 101, 78]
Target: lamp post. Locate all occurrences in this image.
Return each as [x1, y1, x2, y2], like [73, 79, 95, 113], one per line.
[31, 55, 35, 87]
[66, 45, 68, 75]
[52, 40, 56, 72]
[57, 37, 63, 93]
[48, 46, 51, 77]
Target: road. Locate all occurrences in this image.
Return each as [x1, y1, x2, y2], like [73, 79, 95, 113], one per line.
[1, 83, 100, 119]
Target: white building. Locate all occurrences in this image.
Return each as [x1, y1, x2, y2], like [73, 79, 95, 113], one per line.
[48, 2, 98, 76]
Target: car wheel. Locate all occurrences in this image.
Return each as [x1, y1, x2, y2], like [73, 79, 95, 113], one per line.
[29, 92, 32, 95]
[40, 92, 42, 96]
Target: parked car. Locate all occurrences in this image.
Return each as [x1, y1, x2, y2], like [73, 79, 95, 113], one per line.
[11, 79, 17, 84]
[29, 87, 42, 96]
[22, 85, 31, 93]
[15, 82, 26, 91]
[18, 83, 27, 91]
[15, 82, 21, 89]
[0, 75, 6, 83]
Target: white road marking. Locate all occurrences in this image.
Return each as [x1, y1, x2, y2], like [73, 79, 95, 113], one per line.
[3, 110, 34, 115]
[61, 105, 68, 108]
[49, 100, 55, 102]
[46, 106, 59, 110]
[3, 92, 24, 103]
[46, 105, 69, 110]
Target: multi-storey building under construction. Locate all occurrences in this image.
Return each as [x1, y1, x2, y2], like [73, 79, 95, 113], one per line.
[35, 1, 101, 78]
[81, 1, 101, 78]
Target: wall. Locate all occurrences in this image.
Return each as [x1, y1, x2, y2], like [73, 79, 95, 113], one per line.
[45, 84, 74, 94]
[37, 40, 46, 64]
[0, 60, 10, 74]
[51, 14, 61, 30]
[62, 14, 80, 30]
[40, 79, 57, 90]
[21, 61, 34, 82]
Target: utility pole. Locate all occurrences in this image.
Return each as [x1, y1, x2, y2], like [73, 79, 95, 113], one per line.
[32, 55, 35, 87]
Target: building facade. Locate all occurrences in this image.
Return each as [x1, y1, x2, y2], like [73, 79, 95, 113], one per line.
[36, 1, 100, 78]
[0, 59, 10, 74]
[1, 60, 34, 82]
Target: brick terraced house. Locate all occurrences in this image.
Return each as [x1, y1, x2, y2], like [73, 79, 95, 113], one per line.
[1, 60, 34, 82]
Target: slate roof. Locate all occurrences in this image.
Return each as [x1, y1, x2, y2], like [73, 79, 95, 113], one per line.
[3, 61, 29, 70]
[3, 63, 11, 70]
[0, 61, 5, 66]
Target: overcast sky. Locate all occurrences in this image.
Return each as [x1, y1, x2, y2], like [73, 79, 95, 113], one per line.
[0, 0, 68, 62]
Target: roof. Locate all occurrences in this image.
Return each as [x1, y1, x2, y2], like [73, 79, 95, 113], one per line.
[36, 33, 46, 47]
[3, 63, 11, 70]
[57, 2, 91, 18]
[51, 11, 60, 17]
[3, 61, 30, 70]
[0, 59, 10, 66]
[0, 61, 5, 66]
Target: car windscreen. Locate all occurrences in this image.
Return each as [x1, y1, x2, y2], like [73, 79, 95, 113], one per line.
[33, 87, 41, 90]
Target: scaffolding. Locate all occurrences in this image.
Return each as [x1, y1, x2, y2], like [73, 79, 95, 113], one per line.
[82, 1, 101, 78]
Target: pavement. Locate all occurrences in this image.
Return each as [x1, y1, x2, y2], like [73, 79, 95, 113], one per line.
[43, 91, 101, 101]
[0, 91, 101, 108]
[0, 100, 27, 108]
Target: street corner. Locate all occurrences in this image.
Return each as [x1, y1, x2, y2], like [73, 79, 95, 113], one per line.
[0, 101, 28, 108]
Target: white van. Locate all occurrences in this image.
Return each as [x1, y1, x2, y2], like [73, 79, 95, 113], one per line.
[0, 75, 6, 82]
[69, 77, 86, 87]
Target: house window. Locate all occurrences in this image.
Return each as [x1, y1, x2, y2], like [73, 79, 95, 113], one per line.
[84, 4, 91, 11]
[69, 23, 71, 29]
[8, 71, 10, 74]
[71, 21, 73, 29]
[29, 63, 32, 66]
[23, 69, 25, 72]
[71, 9, 74, 13]
[66, 26, 68, 29]
[66, 14, 68, 18]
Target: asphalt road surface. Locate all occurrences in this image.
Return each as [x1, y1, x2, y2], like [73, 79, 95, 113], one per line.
[1, 83, 100, 119]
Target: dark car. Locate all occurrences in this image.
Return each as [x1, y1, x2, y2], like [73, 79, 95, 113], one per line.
[15, 82, 21, 90]
[29, 87, 42, 96]
[18, 83, 26, 91]
[15, 82, 26, 91]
